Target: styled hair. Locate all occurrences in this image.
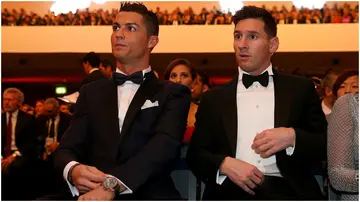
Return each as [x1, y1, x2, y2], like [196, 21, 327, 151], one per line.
[197, 70, 211, 88]
[82, 52, 101, 68]
[232, 6, 277, 38]
[119, 2, 159, 37]
[332, 69, 359, 97]
[44, 97, 60, 108]
[101, 59, 115, 71]
[164, 59, 197, 81]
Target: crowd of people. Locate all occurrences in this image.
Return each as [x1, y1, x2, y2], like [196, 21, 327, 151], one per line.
[2, 2, 358, 26]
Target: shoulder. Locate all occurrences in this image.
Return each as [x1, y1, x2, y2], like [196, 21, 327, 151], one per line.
[157, 80, 191, 96]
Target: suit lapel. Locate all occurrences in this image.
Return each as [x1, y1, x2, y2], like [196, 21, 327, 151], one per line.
[119, 72, 158, 141]
[220, 76, 238, 156]
[103, 80, 121, 144]
[273, 69, 292, 128]
[15, 111, 26, 138]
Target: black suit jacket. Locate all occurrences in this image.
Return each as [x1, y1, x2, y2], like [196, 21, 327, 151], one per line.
[54, 71, 191, 200]
[1, 110, 37, 158]
[79, 69, 106, 88]
[187, 69, 327, 200]
[36, 112, 72, 154]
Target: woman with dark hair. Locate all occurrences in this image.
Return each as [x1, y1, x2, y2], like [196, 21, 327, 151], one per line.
[164, 59, 197, 142]
[332, 69, 359, 99]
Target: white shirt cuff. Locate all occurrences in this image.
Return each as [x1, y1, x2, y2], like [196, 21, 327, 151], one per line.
[286, 145, 295, 156]
[216, 169, 227, 185]
[14, 151, 22, 156]
[108, 175, 133, 194]
[63, 161, 80, 197]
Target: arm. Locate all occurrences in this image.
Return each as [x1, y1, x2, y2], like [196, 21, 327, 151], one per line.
[328, 94, 358, 193]
[290, 79, 327, 164]
[186, 92, 227, 184]
[107, 84, 191, 192]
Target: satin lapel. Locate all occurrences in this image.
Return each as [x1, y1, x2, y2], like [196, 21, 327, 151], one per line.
[273, 69, 292, 128]
[220, 75, 239, 156]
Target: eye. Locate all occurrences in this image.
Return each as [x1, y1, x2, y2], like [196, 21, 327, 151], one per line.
[127, 25, 136, 31]
[180, 73, 189, 78]
[234, 33, 242, 40]
[112, 24, 119, 31]
[170, 74, 177, 79]
[248, 34, 258, 40]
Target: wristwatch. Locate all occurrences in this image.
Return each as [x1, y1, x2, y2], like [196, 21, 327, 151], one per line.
[103, 177, 120, 193]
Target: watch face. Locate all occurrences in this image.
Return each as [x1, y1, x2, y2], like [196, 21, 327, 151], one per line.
[104, 177, 118, 189]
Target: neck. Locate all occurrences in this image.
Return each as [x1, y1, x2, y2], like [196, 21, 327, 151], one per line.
[116, 58, 149, 75]
[244, 61, 271, 76]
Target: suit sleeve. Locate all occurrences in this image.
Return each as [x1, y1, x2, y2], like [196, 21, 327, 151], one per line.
[186, 92, 227, 184]
[53, 86, 90, 175]
[107, 84, 191, 192]
[17, 115, 38, 158]
[290, 79, 327, 164]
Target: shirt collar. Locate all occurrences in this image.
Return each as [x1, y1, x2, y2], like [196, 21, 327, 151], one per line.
[7, 109, 19, 117]
[116, 66, 152, 78]
[89, 68, 99, 74]
[238, 64, 274, 81]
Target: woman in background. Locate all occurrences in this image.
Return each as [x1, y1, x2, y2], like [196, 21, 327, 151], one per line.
[327, 93, 358, 200]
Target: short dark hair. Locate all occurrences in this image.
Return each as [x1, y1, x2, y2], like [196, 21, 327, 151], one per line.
[101, 59, 115, 71]
[232, 6, 277, 38]
[82, 52, 100, 68]
[320, 69, 340, 93]
[164, 59, 197, 81]
[332, 69, 359, 97]
[119, 2, 159, 37]
[197, 70, 211, 89]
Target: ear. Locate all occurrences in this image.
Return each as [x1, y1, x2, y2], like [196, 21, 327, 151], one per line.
[202, 85, 210, 93]
[269, 36, 279, 54]
[324, 87, 333, 97]
[148, 36, 159, 50]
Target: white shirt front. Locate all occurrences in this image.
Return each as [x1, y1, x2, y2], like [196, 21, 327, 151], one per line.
[321, 100, 332, 116]
[64, 66, 152, 196]
[217, 64, 294, 185]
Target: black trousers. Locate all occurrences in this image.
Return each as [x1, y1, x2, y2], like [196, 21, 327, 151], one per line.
[203, 176, 298, 200]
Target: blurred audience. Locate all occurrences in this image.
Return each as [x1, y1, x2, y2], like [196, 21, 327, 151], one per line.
[332, 70, 359, 100]
[2, 3, 358, 26]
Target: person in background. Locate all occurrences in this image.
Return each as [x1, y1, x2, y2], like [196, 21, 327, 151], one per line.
[80, 51, 107, 88]
[320, 70, 340, 120]
[99, 58, 115, 78]
[35, 99, 44, 117]
[327, 93, 358, 200]
[332, 70, 359, 100]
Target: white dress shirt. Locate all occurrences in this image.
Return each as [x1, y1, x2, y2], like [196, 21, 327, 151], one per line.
[47, 114, 60, 142]
[216, 64, 295, 185]
[64, 66, 152, 196]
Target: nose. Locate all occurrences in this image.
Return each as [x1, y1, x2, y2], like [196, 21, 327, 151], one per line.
[238, 38, 248, 51]
[345, 85, 351, 94]
[115, 28, 125, 40]
[175, 77, 182, 84]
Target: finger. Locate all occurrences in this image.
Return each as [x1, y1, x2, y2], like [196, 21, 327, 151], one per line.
[77, 185, 92, 193]
[77, 178, 102, 190]
[244, 178, 257, 189]
[249, 173, 262, 185]
[238, 181, 255, 195]
[253, 168, 264, 181]
[255, 142, 273, 154]
[81, 168, 106, 183]
[87, 166, 106, 177]
[252, 137, 269, 151]
[78, 195, 84, 201]
[263, 147, 278, 158]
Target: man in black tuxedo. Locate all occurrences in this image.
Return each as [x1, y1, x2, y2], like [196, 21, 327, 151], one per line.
[1, 88, 37, 200]
[79, 51, 107, 88]
[36, 98, 72, 195]
[53, 2, 191, 200]
[187, 6, 327, 200]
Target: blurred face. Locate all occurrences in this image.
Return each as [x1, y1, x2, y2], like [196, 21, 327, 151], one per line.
[59, 104, 69, 114]
[233, 19, 278, 75]
[3, 93, 20, 113]
[111, 12, 158, 62]
[99, 64, 113, 78]
[191, 74, 209, 99]
[35, 101, 43, 114]
[42, 103, 58, 118]
[337, 75, 359, 98]
[169, 64, 194, 88]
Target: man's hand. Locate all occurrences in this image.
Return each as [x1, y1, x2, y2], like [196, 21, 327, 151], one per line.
[220, 157, 264, 195]
[1, 155, 16, 172]
[78, 185, 115, 201]
[71, 164, 107, 193]
[252, 127, 296, 158]
[46, 142, 60, 153]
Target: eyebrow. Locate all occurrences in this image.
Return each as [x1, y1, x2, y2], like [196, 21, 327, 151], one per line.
[234, 30, 260, 34]
[112, 22, 140, 27]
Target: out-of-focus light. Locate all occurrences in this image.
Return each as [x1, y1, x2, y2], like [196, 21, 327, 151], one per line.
[219, 0, 244, 15]
[292, 1, 327, 9]
[50, 0, 107, 15]
[55, 87, 67, 95]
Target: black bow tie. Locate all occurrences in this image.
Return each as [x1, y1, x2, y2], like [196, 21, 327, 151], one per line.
[113, 71, 144, 86]
[242, 71, 269, 89]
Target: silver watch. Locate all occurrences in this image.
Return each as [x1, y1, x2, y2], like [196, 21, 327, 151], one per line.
[103, 177, 120, 193]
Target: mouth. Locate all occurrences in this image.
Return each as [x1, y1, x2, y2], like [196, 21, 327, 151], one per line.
[239, 54, 251, 60]
[114, 43, 127, 48]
